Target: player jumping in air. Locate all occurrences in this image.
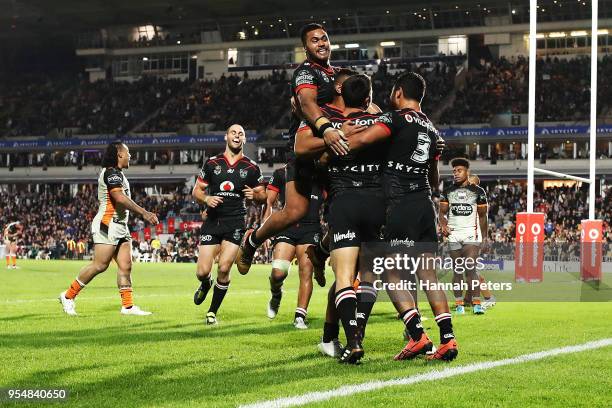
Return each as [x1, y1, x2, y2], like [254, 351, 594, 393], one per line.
[59, 142, 159, 316]
[439, 158, 490, 315]
[264, 166, 324, 329]
[192, 124, 266, 325]
[4, 221, 23, 269]
[344, 72, 458, 361]
[236, 23, 346, 276]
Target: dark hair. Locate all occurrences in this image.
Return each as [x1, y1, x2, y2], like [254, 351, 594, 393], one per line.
[341, 74, 371, 108]
[393, 72, 426, 103]
[334, 68, 358, 83]
[450, 157, 470, 169]
[300, 23, 325, 46]
[102, 142, 123, 168]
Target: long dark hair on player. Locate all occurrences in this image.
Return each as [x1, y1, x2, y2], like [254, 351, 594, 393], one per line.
[394, 72, 426, 104]
[341, 74, 372, 109]
[102, 142, 123, 168]
[300, 23, 325, 46]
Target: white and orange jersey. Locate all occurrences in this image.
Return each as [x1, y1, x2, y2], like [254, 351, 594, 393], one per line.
[440, 183, 488, 238]
[3, 221, 21, 239]
[92, 167, 131, 233]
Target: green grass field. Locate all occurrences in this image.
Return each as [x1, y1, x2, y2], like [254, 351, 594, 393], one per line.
[1, 260, 611, 407]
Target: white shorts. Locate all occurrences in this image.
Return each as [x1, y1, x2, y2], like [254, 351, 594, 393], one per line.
[92, 222, 131, 246]
[448, 229, 481, 251]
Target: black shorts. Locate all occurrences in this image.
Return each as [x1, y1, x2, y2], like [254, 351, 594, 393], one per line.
[199, 217, 245, 246]
[286, 157, 318, 197]
[273, 223, 321, 247]
[385, 192, 438, 251]
[328, 191, 386, 250]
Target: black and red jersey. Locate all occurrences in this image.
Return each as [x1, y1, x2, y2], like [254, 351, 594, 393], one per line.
[197, 153, 264, 219]
[374, 108, 441, 198]
[287, 60, 338, 155]
[301, 105, 387, 198]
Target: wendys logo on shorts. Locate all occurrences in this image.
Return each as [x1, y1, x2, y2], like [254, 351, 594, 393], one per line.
[220, 181, 234, 192]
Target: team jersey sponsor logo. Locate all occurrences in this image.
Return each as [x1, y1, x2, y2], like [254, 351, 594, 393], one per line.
[331, 117, 377, 128]
[329, 163, 381, 173]
[220, 181, 235, 191]
[295, 70, 315, 86]
[386, 161, 428, 174]
[390, 238, 415, 247]
[450, 203, 474, 216]
[200, 235, 213, 242]
[107, 173, 122, 184]
[333, 230, 356, 242]
[227, 168, 234, 173]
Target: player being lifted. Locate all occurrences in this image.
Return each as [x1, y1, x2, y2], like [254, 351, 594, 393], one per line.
[439, 158, 490, 315]
[4, 221, 23, 269]
[345, 72, 458, 361]
[192, 124, 266, 325]
[296, 74, 387, 364]
[236, 23, 347, 275]
[264, 166, 324, 329]
[59, 142, 159, 316]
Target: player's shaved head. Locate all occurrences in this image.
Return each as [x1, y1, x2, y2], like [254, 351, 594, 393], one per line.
[341, 74, 372, 109]
[335, 68, 358, 84]
[226, 124, 245, 134]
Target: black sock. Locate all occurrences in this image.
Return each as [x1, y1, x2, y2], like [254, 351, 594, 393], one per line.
[294, 307, 307, 320]
[356, 282, 377, 341]
[208, 280, 230, 314]
[400, 308, 424, 341]
[434, 313, 455, 344]
[335, 286, 358, 348]
[269, 276, 283, 297]
[322, 321, 340, 343]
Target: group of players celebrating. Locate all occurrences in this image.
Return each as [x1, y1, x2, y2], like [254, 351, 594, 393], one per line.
[55, 22, 495, 365]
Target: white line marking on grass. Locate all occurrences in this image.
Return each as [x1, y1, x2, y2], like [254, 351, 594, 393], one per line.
[240, 338, 612, 408]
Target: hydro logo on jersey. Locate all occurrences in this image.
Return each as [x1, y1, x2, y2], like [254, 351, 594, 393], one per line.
[451, 203, 473, 216]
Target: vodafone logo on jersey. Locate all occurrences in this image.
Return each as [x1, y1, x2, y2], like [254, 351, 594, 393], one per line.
[220, 181, 235, 192]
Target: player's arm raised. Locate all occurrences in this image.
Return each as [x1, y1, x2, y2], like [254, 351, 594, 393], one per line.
[109, 188, 159, 225]
[296, 87, 348, 156]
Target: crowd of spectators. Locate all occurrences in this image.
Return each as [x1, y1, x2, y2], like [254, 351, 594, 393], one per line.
[2, 179, 610, 263]
[144, 70, 291, 133]
[1, 76, 184, 137]
[440, 55, 612, 124]
[2, 56, 612, 139]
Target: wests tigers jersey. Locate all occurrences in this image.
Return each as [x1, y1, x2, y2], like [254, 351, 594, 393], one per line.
[440, 183, 488, 233]
[93, 167, 131, 232]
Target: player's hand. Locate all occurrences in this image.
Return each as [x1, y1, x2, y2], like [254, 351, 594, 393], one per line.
[143, 211, 159, 225]
[440, 225, 451, 237]
[341, 120, 366, 137]
[205, 196, 223, 208]
[436, 137, 446, 153]
[323, 128, 349, 156]
[243, 186, 255, 200]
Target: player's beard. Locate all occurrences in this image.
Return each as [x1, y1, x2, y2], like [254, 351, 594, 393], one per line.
[307, 48, 330, 66]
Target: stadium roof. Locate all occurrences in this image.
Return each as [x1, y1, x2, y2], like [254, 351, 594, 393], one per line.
[0, 0, 489, 38]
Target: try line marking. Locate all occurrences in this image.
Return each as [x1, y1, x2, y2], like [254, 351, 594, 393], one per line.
[240, 338, 612, 408]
